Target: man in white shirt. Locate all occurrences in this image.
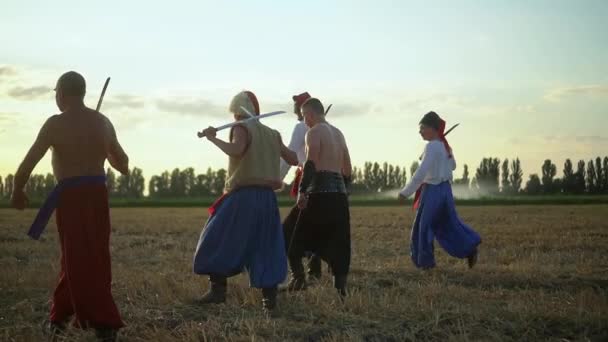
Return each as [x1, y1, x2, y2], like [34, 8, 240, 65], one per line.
[281, 92, 325, 285]
[398, 111, 481, 270]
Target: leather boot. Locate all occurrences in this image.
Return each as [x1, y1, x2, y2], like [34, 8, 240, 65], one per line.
[198, 274, 227, 304]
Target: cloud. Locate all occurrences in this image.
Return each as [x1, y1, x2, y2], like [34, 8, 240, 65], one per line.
[7, 86, 52, 100]
[102, 94, 146, 110]
[511, 135, 608, 146]
[0, 65, 18, 77]
[156, 97, 226, 117]
[324, 102, 373, 117]
[0, 112, 17, 123]
[544, 85, 608, 102]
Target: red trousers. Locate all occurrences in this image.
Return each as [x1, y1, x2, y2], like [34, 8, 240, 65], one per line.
[50, 184, 124, 329]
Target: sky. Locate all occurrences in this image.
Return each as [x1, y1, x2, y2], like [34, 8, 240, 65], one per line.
[1, 0, 607, 184]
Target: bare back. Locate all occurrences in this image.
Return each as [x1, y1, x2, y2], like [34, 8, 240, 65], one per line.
[305, 122, 352, 176]
[50, 108, 117, 179]
[16, 106, 128, 183]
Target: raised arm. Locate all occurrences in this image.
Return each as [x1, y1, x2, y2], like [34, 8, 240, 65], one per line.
[106, 119, 129, 175]
[202, 125, 249, 158]
[12, 117, 54, 209]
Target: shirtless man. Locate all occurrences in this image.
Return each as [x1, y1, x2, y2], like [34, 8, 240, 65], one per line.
[11, 71, 128, 341]
[281, 92, 323, 287]
[284, 97, 352, 296]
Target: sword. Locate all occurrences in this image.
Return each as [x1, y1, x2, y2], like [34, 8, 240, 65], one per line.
[197, 110, 286, 138]
[325, 104, 332, 115]
[96, 77, 110, 112]
[444, 123, 459, 136]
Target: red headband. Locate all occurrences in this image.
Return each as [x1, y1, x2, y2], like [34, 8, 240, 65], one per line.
[438, 119, 453, 158]
[244, 91, 260, 115]
[292, 92, 311, 107]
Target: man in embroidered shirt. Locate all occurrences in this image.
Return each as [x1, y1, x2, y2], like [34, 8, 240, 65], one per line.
[398, 111, 481, 270]
[280, 92, 324, 285]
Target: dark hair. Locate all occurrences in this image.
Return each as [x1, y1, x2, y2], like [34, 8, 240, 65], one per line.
[419, 111, 441, 130]
[57, 71, 86, 98]
[301, 97, 324, 116]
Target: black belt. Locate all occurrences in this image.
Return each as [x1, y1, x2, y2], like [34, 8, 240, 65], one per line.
[306, 171, 347, 194]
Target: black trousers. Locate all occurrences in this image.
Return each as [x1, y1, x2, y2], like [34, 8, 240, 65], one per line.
[283, 193, 351, 276]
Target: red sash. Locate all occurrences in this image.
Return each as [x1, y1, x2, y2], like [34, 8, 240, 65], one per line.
[208, 192, 229, 215]
[413, 183, 426, 210]
[289, 167, 303, 198]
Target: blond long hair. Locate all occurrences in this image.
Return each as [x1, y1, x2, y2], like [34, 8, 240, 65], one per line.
[229, 91, 260, 119]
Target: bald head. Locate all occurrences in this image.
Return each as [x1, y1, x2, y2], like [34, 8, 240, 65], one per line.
[57, 71, 86, 99]
[301, 98, 325, 116]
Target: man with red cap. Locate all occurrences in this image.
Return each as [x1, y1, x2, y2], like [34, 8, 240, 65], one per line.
[195, 90, 298, 313]
[281, 92, 324, 287]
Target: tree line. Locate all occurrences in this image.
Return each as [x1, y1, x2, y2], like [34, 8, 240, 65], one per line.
[1, 156, 607, 199]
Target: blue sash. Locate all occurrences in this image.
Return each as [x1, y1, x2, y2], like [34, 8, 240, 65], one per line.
[27, 175, 107, 240]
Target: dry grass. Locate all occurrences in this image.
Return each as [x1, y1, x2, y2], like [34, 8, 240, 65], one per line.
[1, 205, 607, 341]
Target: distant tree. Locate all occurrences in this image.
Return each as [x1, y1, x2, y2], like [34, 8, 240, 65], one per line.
[129, 167, 145, 198]
[509, 159, 523, 194]
[148, 176, 160, 197]
[575, 160, 586, 194]
[603, 157, 608, 194]
[159, 171, 171, 197]
[410, 161, 419, 180]
[587, 160, 597, 193]
[541, 159, 557, 193]
[369, 162, 383, 192]
[595, 157, 603, 193]
[381, 162, 389, 190]
[170, 168, 184, 196]
[470, 177, 478, 192]
[462, 164, 470, 186]
[475, 157, 500, 194]
[44, 173, 56, 195]
[180, 167, 196, 196]
[453, 164, 470, 187]
[363, 162, 373, 191]
[400, 166, 408, 187]
[351, 166, 359, 184]
[212, 169, 227, 195]
[0, 175, 3, 198]
[562, 159, 576, 194]
[116, 173, 130, 197]
[4, 174, 14, 198]
[501, 159, 510, 194]
[191, 173, 209, 196]
[387, 164, 395, 189]
[106, 168, 117, 196]
[552, 178, 563, 194]
[525, 174, 542, 195]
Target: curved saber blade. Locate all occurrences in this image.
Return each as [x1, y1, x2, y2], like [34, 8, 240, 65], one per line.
[197, 110, 286, 138]
[96, 77, 111, 112]
[240, 106, 256, 118]
[444, 123, 460, 136]
[325, 104, 333, 115]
